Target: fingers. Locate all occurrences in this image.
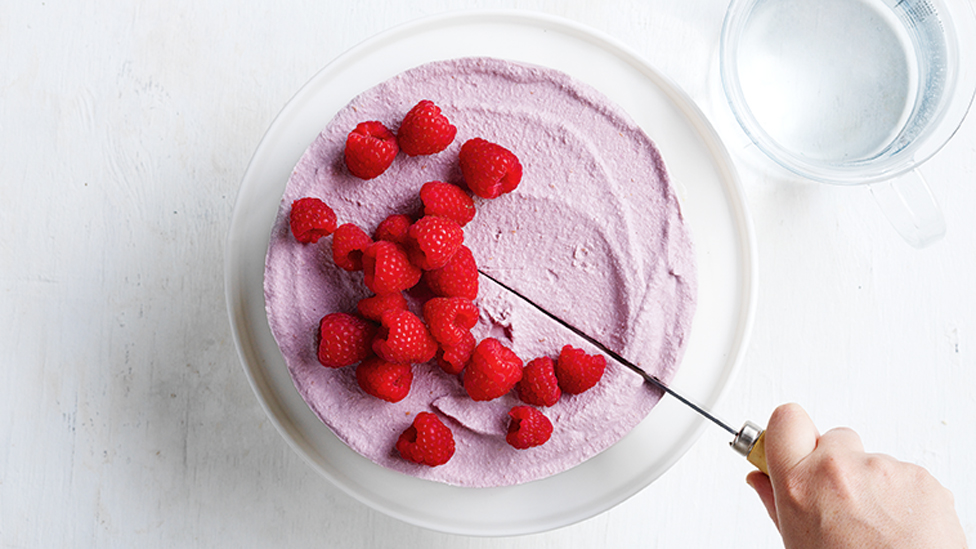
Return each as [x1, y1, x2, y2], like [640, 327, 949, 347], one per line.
[816, 426, 864, 454]
[764, 403, 820, 476]
[746, 471, 779, 529]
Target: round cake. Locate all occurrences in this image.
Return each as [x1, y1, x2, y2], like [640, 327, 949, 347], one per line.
[263, 57, 697, 487]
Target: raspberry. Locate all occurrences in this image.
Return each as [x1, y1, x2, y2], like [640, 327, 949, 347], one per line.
[372, 309, 437, 364]
[516, 356, 562, 407]
[423, 245, 479, 300]
[317, 312, 378, 368]
[344, 121, 399, 180]
[405, 215, 464, 271]
[331, 223, 373, 271]
[459, 138, 523, 199]
[420, 181, 476, 227]
[424, 297, 479, 375]
[356, 292, 408, 322]
[555, 345, 606, 394]
[362, 241, 422, 295]
[373, 214, 413, 245]
[436, 331, 475, 375]
[506, 406, 553, 449]
[423, 297, 479, 347]
[356, 356, 413, 403]
[289, 197, 337, 243]
[463, 338, 523, 401]
[395, 412, 455, 466]
[396, 100, 457, 156]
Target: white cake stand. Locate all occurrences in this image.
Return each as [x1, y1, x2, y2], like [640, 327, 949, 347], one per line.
[225, 9, 756, 536]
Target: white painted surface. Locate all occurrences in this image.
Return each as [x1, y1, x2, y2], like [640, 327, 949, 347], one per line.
[2, 1, 973, 547]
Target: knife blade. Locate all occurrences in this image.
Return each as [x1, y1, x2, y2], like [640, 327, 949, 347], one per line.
[478, 269, 768, 474]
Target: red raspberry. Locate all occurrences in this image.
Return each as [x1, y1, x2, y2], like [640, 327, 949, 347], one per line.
[459, 138, 523, 199]
[344, 121, 399, 180]
[420, 181, 476, 227]
[362, 241, 422, 295]
[436, 331, 475, 375]
[317, 312, 378, 368]
[423, 245, 479, 300]
[356, 356, 413, 403]
[423, 297, 479, 347]
[424, 297, 479, 375]
[372, 309, 437, 364]
[516, 356, 562, 407]
[405, 215, 464, 271]
[395, 412, 455, 466]
[356, 292, 407, 322]
[555, 345, 606, 394]
[331, 223, 373, 271]
[374, 214, 413, 245]
[463, 338, 523, 401]
[289, 197, 337, 243]
[396, 100, 457, 156]
[506, 406, 553, 449]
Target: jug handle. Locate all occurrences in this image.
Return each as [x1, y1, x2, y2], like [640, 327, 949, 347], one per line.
[869, 169, 945, 248]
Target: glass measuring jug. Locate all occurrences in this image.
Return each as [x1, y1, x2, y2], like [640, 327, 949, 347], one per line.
[720, 0, 976, 247]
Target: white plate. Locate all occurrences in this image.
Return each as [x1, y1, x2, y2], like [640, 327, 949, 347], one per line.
[225, 9, 756, 536]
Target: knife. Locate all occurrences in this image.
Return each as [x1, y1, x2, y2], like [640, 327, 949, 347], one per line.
[478, 270, 768, 474]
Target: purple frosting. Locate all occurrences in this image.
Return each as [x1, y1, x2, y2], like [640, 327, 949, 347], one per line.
[264, 57, 697, 487]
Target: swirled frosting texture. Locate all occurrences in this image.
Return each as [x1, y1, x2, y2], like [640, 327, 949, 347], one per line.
[264, 57, 696, 487]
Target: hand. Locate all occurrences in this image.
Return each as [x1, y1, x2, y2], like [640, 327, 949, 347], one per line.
[746, 403, 967, 549]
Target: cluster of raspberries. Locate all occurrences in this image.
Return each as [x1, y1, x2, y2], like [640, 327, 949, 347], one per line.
[288, 100, 607, 468]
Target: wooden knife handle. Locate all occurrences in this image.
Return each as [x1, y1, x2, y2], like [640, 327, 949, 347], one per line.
[747, 430, 768, 475]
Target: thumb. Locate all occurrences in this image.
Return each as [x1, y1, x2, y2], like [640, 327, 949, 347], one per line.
[746, 470, 779, 529]
[764, 403, 819, 478]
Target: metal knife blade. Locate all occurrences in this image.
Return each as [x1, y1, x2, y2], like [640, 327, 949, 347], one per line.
[477, 269, 769, 473]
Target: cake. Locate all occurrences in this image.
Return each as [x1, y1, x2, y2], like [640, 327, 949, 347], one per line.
[263, 57, 697, 487]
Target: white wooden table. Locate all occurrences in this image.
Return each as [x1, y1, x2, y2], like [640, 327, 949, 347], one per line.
[2, 1, 973, 546]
